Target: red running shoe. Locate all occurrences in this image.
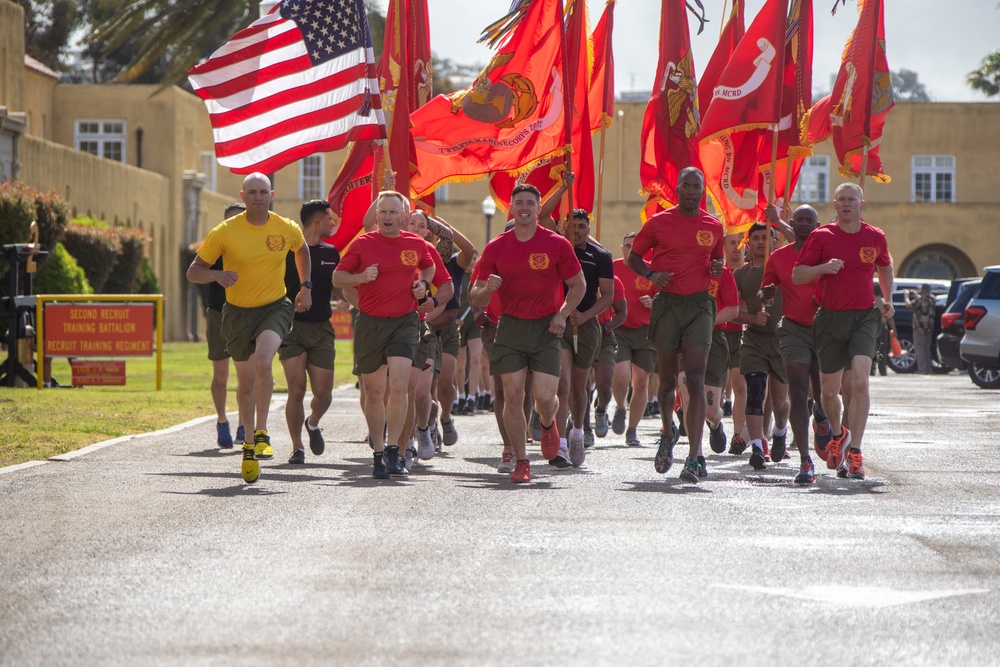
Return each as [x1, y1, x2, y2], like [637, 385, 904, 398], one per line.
[511, 459, 531, 483]
[813, 418, 832, 462]
[825, 427, 852, 470]
[846, 448, 865, 480]
[539, 421, 561, 459]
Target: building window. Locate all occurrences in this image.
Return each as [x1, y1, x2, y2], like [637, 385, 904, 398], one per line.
[791, 155, 829, 203]
[912, 155, 955, 203]
[200, 151, 217, 192]
[75, 119, 126, 162]
[435, 183, 449, 202]
[298, 155, 324, 200]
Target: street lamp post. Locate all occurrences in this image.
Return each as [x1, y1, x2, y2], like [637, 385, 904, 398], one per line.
[482, 195, 497, 245]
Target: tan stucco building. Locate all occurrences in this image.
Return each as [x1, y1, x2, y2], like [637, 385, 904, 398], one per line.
[3, 0, 997, 344]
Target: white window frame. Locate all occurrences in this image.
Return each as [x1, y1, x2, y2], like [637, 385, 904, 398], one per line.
[74, 119, 126, 163]
[298, 155, 325, 200]
[200, 151, 218, 192]
[911, 154, 956, 203]
[791, 155, 830, 204]
[435, 183, 449, 202]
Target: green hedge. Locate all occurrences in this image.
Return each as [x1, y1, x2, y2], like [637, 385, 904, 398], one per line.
[0, 181, 35, 245]
[61, 221, 121, 293]
[102, 227, 146, 294]
[33, 242, 93, 295]
[134, 257, 160, 294]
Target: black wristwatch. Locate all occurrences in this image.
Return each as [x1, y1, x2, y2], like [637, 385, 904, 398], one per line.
[644, 268, 654, 279]
[300, 280, 313, 289]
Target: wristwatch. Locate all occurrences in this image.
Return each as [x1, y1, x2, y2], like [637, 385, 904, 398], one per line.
[644, 268, 654, 279]
[300, 280, 313, 289]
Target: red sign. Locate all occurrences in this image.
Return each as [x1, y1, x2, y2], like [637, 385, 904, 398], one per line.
[69, 360, 126, 386]
[45, 303, 155, 357]
[330, 310, 354, 340]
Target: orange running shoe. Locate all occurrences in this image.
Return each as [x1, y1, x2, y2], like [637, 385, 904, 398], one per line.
[825, 427, 851, 470]
[845, 448, 865, 480]
[539, 421, 561, 459]
[511, 459, 531, 483]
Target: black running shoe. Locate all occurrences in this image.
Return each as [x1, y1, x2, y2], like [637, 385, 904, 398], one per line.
[384, 445, 407, 476]
[770, 432, 787, 462]
[676, 409, 686, 437]
[722, 400, 733, 417]
[679, 458, 700, 484]
[696, 455, 708, 477]
[708, 421, 727, 454]
[288, 448, 305, 464]
[749, 443, 767, 470]
[305, 418, 325, 456]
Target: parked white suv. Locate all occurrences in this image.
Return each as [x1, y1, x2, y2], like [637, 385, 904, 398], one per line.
[960, 265, 1000, 389]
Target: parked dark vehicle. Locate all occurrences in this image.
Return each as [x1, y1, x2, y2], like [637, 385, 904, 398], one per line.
[960, 266, 1000, 389]
[883, 278, 951, 374]
[937, 278, 981, 371]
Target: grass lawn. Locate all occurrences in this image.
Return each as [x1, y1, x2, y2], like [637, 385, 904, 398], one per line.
[0, 340, 357, 468]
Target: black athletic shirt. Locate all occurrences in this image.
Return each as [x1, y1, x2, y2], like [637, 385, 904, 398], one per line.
[444, 255, 465, 311]
[207, 258, 226, 311]
[283, 241, 340, 322]
[570, 241, 615, 313]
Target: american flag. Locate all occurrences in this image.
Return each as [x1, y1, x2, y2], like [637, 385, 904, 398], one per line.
[188, 0, 385, 175]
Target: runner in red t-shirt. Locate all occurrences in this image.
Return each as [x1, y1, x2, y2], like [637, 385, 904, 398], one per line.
[470, 184, 585, 483]
[792, 183, 894, 481]
[625, 168, 725, 484]
[760, 204, 831, 485]
[333, 191, 436, 480]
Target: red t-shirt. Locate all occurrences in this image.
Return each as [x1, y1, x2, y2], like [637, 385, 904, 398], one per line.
[477, 226, 582, 319]
[470, 256, 501, 324]
[763, 243, 818, 326]
[630, 207, 725, 295]
[795, 221, 891, 312]
[338, 230, 433, 318]
[614, 258, 658, 328]
[599, 275, 626, 326]
[708, 265, 738, 330]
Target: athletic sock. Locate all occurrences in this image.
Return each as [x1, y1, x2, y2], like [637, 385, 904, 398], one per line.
[772, 426, 787, 437]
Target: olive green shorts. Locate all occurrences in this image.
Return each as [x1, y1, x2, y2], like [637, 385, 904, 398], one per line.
[460, 310, 482, 344]
[614, 325, 657, 372]
[481, 319, 497, 359]
[724, 328, 743, 369]
[705, 329, 730, 388]
[777, 317, 819, 373]
[740, 328, 788, 383]
[648, 291, 716, 356]
[438, 320, 461, 358]
[414, 321, 441, 373]
[490, 314, 562, 378]
[278, 319, 336, 370]
[597, 328, 618, 366]
[353, 311, 420, 375]
[205, 307, 229, 361]
[560, 317, 601, 369]
[813, 306, 881, 374]
[221, 297, 294, 363]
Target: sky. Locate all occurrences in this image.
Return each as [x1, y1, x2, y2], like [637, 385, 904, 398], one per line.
[420, 0, 1000, 103]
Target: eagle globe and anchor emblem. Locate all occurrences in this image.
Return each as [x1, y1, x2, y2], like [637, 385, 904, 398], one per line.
[450, 53, 538, 129]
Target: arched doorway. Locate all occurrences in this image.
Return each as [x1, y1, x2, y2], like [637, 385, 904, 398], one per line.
[898, 244, 976, 280]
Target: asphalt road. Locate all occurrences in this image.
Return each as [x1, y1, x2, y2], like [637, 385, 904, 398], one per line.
[2, 373, 999, 666]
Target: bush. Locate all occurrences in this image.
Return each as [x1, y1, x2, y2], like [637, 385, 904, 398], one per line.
[0, 181, 35, 246]
[102, 227, 146, 294]
[32, 188, 70, 251]
[33, 242, 93, 295]
[134, 257, 160, 294]
[61, 220, 121, 293]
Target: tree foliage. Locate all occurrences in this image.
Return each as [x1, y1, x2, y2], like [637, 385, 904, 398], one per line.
[16, 0, 81, 70]
[967, 49, 1000, 98]
[890, 68, 930, 102]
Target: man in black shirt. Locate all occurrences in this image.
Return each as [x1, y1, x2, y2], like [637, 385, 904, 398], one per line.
[280, 199, 341, 464]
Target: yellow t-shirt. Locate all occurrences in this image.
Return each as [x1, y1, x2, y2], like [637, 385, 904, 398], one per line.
[197, 212, 305, 308]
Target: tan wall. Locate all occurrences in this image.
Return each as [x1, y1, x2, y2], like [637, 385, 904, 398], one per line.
[23, 68, 56, 139]
[0, 1, 24, 112]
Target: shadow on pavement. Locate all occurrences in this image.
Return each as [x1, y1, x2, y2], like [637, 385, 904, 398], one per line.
[163, 485, 288, 497]
[622, 480, 712, 494]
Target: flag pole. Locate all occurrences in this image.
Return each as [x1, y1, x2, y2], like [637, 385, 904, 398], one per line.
[859, 141, 870, 191]
[560, 0, 574, 236]
[594, 0, 615, 243]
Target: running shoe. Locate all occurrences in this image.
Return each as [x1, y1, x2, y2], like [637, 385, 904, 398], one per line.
[676, 409, 686, 437]
[625, 427, 641, 447]
[441, 417, 458, 446]
[813, 417, 832, 463]
[611, 407, 626, 435]
[696, 455, 708, 478]
[749, 443, 767, 471]
[373, 452, 390, 479]
[595, 409, 610, 438]
[583, 429, 595, 449]
[241, 444, 260, 483]
[384, 445, 407, 476]
[762, 438, 770, 462]
[722, 399, 733, 417]
[529, 410, 543, 442]
[511, 459, 531, 483]
[654, 422, 679, 474]
[431, 421, 442, 453]
[305, 418, 325, 455]
[253, 430, 274, 460]
[845, 448, 865, 480]
[404, 447, 414, 473]
[770, 432, 787, 462]
[569, 429, 586, 467]
[643, 402, 653, 418]
[497, 447, 515, 473]
[235, 425, 245, 445]
[650, 401, 660, 417]
[794, 459, 816, 485]
[679, 457, 700, 484]
[539, 421, 561, 459]
[728, 434, 748, 456]
[288, 448, 305, 465]
[826, 427, 851, 470]
[217, 422, 233, 449]
[549, 445, 571, 468]
[416, 426, 435, 460]
[708, 421, 727, 454]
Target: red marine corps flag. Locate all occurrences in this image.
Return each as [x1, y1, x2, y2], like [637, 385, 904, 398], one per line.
[698, 0, 787, 234]
[829, 0, 894, 183]
[639, 0, 705, 213]
[188, 0, 384, 175]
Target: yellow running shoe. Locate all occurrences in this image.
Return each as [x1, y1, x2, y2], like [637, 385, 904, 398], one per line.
[241, 444, 260, 483]
[253, 429, 274, 460]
